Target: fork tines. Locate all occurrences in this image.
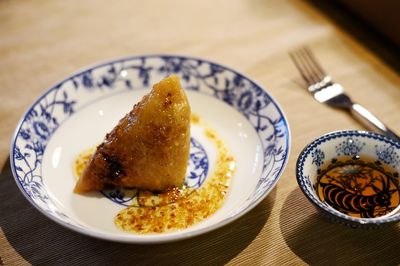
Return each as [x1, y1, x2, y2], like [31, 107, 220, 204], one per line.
[289, 47, 329, 88]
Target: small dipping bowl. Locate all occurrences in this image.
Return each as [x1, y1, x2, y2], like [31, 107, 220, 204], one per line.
[296, 130, 400, 228]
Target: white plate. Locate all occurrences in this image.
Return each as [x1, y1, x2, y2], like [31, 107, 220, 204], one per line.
[10, 55, 290, 243]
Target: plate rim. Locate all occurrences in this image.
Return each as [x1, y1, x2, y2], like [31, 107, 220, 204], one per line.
[9, 54, 291, 243]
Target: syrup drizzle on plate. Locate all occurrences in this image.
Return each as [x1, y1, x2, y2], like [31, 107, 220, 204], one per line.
[75, 114, 236, 233]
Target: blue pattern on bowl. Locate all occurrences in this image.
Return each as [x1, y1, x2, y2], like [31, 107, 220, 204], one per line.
[375, 144, 400, 167]
[335, 137, 365, 156]
[311, 148, 325, 167]
[296, 130, 400, 228]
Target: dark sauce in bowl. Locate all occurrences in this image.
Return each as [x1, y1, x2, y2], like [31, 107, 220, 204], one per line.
[315, 156, 400, 218]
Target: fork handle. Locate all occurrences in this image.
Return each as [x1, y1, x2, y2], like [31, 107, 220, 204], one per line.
[350, 103, 400, 143]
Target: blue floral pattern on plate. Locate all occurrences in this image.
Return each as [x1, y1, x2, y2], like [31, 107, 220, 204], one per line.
[10, 55, 290, 235]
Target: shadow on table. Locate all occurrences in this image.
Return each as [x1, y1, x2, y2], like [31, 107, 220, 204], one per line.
[0, 159, 275, 266]
[302, 0, 400, 74]
[280, 187, 400, 265]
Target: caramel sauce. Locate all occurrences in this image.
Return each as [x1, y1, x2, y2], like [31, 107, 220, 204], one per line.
[315, 156, 400, 218]
[74, 113, 236, 233]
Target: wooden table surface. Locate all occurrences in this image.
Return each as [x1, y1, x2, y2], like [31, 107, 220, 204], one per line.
[1, 1, 399, 265]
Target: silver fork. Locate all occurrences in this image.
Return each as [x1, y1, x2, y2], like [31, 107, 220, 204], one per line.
[290, 47, 400, 143]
